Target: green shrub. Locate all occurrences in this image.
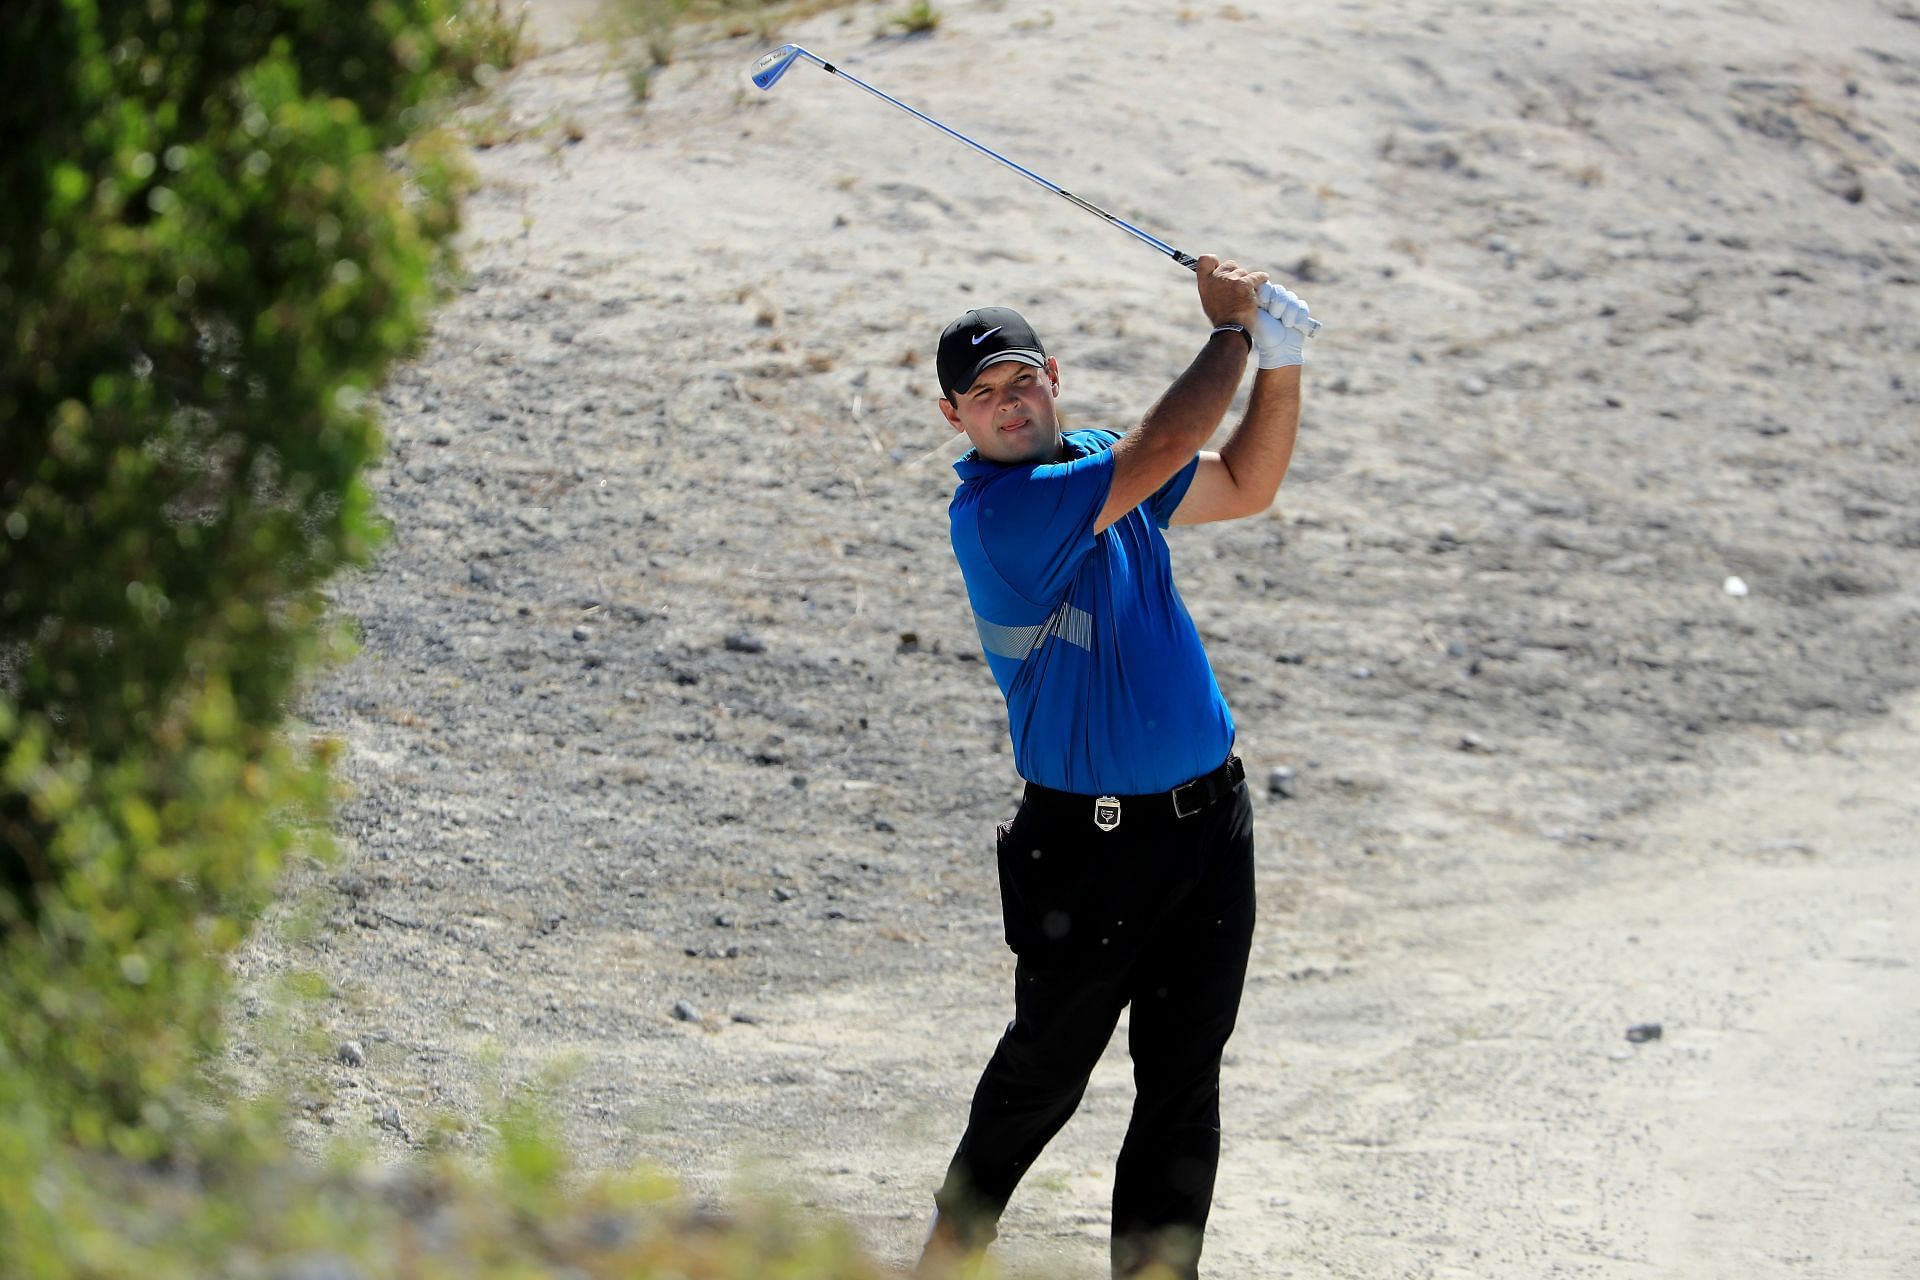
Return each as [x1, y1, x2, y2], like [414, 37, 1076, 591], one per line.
[0, 0, 507, 1161]
[887, 1, 942, 35]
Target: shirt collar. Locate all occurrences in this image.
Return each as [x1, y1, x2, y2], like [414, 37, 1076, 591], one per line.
[953, 431, 1093, 481]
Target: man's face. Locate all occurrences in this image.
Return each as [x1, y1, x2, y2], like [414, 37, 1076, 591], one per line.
[938, 357, 1063, 465]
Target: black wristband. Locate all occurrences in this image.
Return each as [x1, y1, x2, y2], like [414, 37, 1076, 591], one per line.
[1209, 323, 1252, 351]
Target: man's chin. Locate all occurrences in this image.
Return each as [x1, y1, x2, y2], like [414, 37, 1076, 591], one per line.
[985, 430, 1056, 464]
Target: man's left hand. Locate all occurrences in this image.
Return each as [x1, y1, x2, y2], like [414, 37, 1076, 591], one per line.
[1252, 281, 1311, 369]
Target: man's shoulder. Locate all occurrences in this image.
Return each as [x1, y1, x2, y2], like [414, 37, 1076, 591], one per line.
[1066, 427, 1121, 453]
[948, 431, 1121, 516]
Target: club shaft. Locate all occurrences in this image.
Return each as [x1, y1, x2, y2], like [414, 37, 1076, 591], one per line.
[792, 50, 1198, 269]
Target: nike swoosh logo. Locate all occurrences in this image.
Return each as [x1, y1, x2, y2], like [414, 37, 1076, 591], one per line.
[970, 327, 1003, 345]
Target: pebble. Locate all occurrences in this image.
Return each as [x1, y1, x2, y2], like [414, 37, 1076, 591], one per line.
[376, 1103, 403, 1131]
[573, 625, 591, 641]
[1723, 576, 1749, 597]
[724, 631, 766, 654]
[1267, 765, 1297, 798]
[1625, 1022, 1663, 1043]
[468, 563, 492, 587]
[1458, 732, 1485, 752]
[1459, 375, 1490, 396]
[672, 999, 700, 1022]
[336, 1040, 367, 1067]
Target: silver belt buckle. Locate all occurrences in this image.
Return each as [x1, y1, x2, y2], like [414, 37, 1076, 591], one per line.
[1092, 795, 1121, 832]
[1171, 781, 1200, 819]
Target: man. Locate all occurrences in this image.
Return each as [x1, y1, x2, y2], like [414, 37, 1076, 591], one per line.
[920, 256, 1310, 1279]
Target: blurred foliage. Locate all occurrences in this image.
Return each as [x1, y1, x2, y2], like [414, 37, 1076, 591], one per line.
[3, 1091, 896, 1280]
[0, 0, 515, 1160]
[0, 5, 956, 1278]
[885, 1, 942, 35]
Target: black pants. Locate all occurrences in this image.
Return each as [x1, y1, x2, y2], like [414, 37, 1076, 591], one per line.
[935, 773, 1256, 1280]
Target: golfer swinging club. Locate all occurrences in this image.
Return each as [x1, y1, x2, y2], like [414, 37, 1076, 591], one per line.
[919, 256, 1310, 1279]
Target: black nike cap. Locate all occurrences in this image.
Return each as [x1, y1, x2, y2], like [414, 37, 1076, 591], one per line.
[937, 307, 1047, 400]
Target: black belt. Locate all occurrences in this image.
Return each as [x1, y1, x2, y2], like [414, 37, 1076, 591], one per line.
[1023, 755, 1245, 828]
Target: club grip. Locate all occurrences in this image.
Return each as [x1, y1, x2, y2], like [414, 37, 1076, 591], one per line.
[1258, 280, 1322, 338]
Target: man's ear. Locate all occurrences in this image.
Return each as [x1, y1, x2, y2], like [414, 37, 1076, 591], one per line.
[1045, 356, 1061, 396]
[938, 394, 962, 432]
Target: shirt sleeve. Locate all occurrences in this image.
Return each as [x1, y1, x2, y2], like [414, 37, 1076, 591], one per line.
[1146, 454, 1202, 529]
[973, 446, 1116, 603]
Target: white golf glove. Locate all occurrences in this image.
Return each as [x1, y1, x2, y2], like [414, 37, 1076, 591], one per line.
[1252, 280, 1311, 369]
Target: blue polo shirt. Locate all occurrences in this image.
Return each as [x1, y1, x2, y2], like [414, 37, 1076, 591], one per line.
[949, 429, 1234, 794]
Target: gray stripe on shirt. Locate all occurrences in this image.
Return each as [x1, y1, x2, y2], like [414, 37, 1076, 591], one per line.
[974, 601, 1093, 662]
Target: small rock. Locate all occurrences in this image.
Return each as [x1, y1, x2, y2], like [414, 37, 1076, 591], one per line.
[1349, 665, 1374, 680]
[713, 912, 734, 927]
[1267, 766, 1296, 798]
[731, 1012, 763, 1025]
[1458, 732, 1485, 752]
[1722, 576, 1749, 598]
[468, 563, 492, 587]
[573, 625, 591, 641]
[672, 999, 700, 1023]
[773, 886, 797, 902]
[1459, 375, 1490, 396]
[376, 1103, 403, 1131]
[724, 632, 766, 654]
[336, 1040, 367, 1068]
[1625, 1022, 1663, 1043]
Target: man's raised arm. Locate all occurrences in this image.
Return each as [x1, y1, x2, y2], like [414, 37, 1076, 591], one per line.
[1171, 281, 1310, 526]
[1094, 255, 1268, 534]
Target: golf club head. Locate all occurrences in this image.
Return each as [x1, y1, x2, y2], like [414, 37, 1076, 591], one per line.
[750, 44, 807, 91]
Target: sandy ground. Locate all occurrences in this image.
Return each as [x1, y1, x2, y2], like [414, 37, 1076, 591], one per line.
[230, 1, 1920, 1276]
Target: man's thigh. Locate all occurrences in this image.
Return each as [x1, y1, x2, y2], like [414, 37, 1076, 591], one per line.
[1127, 788, 1256, 1072]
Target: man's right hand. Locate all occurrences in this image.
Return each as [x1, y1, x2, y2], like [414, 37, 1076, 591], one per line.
[1194, 254, 1267, 329]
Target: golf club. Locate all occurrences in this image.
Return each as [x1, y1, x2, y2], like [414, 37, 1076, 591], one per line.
[749, 43, 1321, 337]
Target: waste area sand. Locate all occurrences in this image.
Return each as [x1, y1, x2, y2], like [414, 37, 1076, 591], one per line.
[231, 1, 1920, 1275]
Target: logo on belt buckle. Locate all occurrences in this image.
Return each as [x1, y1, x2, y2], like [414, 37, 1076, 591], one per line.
[1092, 796, 1121, 832]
